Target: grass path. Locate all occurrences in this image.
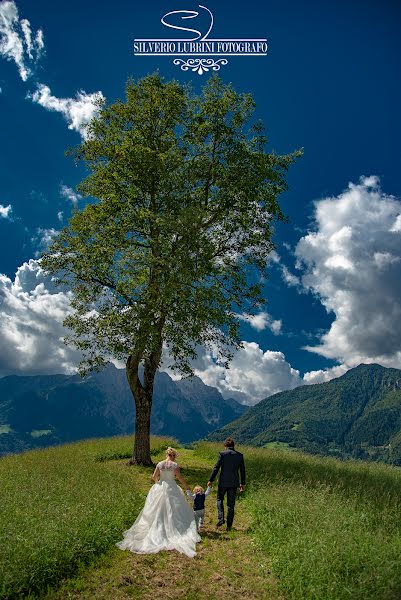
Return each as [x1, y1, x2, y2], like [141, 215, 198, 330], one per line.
[43, 449, 281, 600]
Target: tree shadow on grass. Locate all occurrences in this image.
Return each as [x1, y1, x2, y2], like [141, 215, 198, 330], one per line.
[181, 465, 213, 486]
[199, 529, 222, 541]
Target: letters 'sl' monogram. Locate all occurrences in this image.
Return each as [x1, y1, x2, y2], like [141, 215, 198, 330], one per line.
[161, 5, 214, 41]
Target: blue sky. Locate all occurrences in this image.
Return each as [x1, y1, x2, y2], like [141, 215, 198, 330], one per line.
[1, 0, 400, 404]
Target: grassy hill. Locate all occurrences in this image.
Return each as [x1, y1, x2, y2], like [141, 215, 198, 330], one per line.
[2, 436, 401, 599]
[208, 363, 401, 463]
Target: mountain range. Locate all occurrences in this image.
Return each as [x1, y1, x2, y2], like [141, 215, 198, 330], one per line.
[208, 364, 401, 464]
[3, 362, 401, 464]
[0, 363, 247, 456]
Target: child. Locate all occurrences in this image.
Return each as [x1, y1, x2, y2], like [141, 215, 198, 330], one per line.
[186, 484, 212, 531]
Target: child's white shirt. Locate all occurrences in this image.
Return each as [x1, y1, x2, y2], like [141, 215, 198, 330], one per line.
[186, 485, 212, 500]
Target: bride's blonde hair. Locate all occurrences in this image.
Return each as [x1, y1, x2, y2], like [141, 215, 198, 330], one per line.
[166, 447, 177, 460]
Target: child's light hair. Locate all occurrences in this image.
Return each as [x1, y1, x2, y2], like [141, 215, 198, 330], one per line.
[193, 485, 204, 494]
[166, 447, 177, 459]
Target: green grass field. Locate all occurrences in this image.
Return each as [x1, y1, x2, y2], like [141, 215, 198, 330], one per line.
[2, 436, 401, 599]
[0, 436, 172, 598]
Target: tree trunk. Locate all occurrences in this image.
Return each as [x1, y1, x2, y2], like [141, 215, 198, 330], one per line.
[132, 385, 153, 466]
[126, 348, 161, 466]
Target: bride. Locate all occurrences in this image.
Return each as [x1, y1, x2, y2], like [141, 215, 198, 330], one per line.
[116, 447, 201, 558]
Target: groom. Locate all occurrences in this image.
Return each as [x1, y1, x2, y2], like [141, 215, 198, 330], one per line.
[208, 437, 246, 531]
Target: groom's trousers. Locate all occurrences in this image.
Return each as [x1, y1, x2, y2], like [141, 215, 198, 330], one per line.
[217, 486, 237, 527]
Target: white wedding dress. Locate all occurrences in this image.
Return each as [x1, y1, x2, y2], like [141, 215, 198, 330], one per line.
[116, 460, 200, 558]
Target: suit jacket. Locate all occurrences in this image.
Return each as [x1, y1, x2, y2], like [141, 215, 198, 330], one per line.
[209, 448, 246, 488]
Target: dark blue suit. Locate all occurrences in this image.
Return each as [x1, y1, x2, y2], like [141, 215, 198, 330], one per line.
[209, 448, 246, 528]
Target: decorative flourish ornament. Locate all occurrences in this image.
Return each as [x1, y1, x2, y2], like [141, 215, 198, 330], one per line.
[173, 57, 228, 75]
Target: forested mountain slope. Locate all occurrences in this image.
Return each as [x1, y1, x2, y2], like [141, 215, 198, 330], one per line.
[208, 364, 401, 463]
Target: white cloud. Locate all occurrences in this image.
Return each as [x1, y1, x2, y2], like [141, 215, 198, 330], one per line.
[263, 248, 302, 289]
[390, 214, 401, 233]
[162, 341, 302, 405]
[0, 0, 44, 81]
[34, 28, 44, 53]
[238, 311, 282, 334]
[20, 18, 43, 60]
[20, 18, 32, 58]
[60, 184, 82, 205]
[28, 84, 104, 138]
[37, 227, 58, 244]
[302, 364, 350, 385]
[1, 2, 103, 138]
[267, 250, 280, 264]
[281, 264, 301, 287]
[57, 211, 64, 222]
[31, 227, 59, 257]
[0, 203, 12, 219]
[295, 176, 401, 372]
[0, 259, 80, 377]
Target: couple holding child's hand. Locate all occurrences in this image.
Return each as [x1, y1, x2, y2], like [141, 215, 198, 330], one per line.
[116, 437, 246, 558]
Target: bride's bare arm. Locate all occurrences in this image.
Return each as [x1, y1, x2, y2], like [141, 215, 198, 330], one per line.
[151, 465, 160, 482]
[174, 466, 190, 490]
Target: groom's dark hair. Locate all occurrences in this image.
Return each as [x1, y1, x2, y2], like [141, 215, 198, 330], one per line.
[224, 437, 235, 448]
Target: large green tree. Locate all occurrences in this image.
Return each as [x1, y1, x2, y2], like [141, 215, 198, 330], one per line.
[40, 73, 301, 465]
